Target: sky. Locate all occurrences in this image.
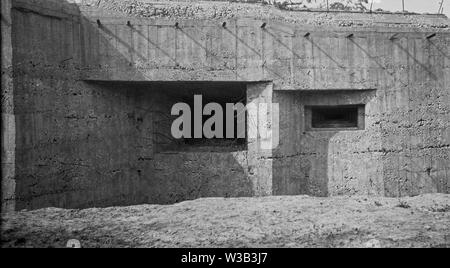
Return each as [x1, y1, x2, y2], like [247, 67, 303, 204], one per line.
[370, 0, 448, 16]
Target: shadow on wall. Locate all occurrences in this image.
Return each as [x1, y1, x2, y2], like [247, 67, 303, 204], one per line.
[85, 82, 254, 205]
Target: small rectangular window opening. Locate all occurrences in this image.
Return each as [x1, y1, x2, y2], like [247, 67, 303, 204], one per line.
[306, 105, 365, 131]
[165, 83, 248, 151]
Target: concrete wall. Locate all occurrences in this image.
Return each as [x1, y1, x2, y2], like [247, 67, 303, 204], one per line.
[3, 0, 449, 210]
[1, 0, 16, 213]
[274, 90, 382, 197]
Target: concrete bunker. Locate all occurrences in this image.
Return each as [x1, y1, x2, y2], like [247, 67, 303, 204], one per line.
[1, 0, 449, 212]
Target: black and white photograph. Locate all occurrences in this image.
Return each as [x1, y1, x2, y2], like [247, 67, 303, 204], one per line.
[1, 0, 449, 252]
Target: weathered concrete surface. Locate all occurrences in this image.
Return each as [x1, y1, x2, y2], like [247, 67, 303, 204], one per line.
[3, 0, 450, 210]
[1, 194, 449, 248]
[1, 0, 16, 213]
[273, 90, 383, 197]
[247, 82, 276, 196]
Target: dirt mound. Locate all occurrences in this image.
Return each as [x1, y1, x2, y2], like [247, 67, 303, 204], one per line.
[1, 194, 449, 248]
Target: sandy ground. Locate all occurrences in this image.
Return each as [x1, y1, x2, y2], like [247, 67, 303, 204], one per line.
[1, 194, 449, 248]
